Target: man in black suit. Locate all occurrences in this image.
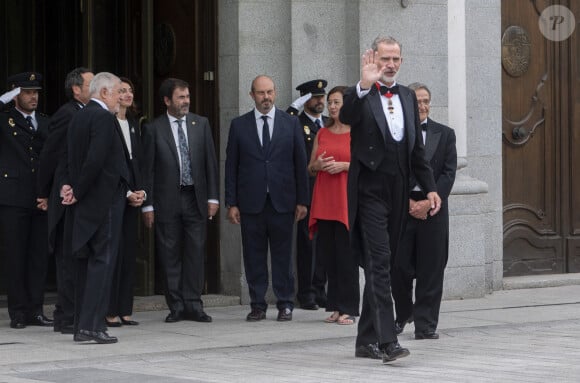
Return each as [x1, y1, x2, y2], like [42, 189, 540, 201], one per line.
[340, 36, 441, 363]
[286, 79, 329, 310]
[0, 72, 52, 329]
[64, 72, 137, 344]
[391, 82, 457, 340]
[141, 78, 219, 324]
[225, 75, 309, 322]
[37, 67, 94, 334]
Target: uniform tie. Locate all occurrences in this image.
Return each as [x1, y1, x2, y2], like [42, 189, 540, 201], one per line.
[26, 116, 35, 132]
[261, 115, 270, 152]
[314, 118, 322, 131]
[176, 119, 193, 186]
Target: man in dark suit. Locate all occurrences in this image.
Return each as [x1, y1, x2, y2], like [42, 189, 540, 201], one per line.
[141, 78, 219, 324]
[64, 72, 137, 344]
[0, 72, 52, 329]
[225, 75, 309, 322]
[339, 36, 441, 363]
[37, 67, 94, 334]
[391, 82, 457, 340]
[286, 79, 329, 310]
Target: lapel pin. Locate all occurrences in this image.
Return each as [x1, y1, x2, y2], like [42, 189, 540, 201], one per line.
[8, 118, 15, 127]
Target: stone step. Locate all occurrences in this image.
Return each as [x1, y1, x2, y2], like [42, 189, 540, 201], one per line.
[502, 272, 580, 290]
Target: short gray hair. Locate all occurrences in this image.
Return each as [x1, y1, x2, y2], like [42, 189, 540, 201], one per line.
[371, 36, 402, 55]
[89, 72, 120, 97]
[408, 82, 431, 99]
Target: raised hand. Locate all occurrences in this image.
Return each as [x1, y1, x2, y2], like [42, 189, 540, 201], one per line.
[360, 49, 383, 89]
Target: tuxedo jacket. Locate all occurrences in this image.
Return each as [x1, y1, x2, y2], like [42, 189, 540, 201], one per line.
[225, 108, 309, 214]
[37, 100, 82, 248]
[414, 118, 457, 216]
[141, 112, 219, 221]
[67, 100, 131, 252]
[340, 84, 436, 229]
[0, 107, 49, 209]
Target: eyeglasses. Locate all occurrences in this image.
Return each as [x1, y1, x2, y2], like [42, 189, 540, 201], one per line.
[417, 100, 430, 106]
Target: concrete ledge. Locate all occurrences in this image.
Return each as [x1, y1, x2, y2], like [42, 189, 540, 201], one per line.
[133, 294, 241, 312]
[503, 273, 580, 290]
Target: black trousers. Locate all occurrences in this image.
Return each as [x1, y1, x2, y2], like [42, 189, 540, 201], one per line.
[52, 215, 76, 326]
[75, 192, 125, 332]
[241, 196, 295, 312]
[316, 220, 359, 316]
[355, 168, 406, 347]
[392, 211, 449, 334]
[0, 205, 48, 321]
[296, 214, 326, 305]
[156, 187, 206, 315]
[108, 205, 138, 317]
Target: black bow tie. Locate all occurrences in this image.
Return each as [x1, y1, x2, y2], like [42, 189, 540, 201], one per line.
[421, 122, 428, 131]
[379, 84, 399, 96]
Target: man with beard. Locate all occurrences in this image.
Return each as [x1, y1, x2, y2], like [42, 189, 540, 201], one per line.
[340, 36, 441, 363]
[0, 72, 52, 329]
[286, 79, 329, 310]
[226, 75, 308, 322]
[141, 78, 219, 324]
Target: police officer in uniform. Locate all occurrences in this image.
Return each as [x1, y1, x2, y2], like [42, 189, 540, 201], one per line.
[0, 72, 52, 329]
[286, 79, 329, 310]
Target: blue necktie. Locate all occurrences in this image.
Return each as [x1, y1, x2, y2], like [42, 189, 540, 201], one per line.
[26, 116, 35, 132]
[261, 115, 270, 152]
[176, 119, 193, 186]
[315, 118, 322, 131]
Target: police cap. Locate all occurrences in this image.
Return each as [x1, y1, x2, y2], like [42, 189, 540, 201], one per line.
[7, 72, 43, 90]
[296, 79, 327, 96]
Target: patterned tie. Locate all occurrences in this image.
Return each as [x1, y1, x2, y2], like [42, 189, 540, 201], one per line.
[261, 115, 270, 152]
[176, 119, 193, 186]
[26, 116, 35, 132]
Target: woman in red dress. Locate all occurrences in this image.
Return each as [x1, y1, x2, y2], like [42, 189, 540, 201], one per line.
[308, 86, 360, 325]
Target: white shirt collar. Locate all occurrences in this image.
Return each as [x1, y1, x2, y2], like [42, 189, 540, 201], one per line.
[254, 106, 276, 120]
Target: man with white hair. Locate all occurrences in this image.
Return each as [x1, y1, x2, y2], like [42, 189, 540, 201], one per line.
[63, 72, 141, 344]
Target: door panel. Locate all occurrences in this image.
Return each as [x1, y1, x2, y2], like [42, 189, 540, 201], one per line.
[502, 0, 578, 275]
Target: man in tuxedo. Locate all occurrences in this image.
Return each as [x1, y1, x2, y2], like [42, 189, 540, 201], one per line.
[37, 67, 94, 334]
[0, 72, 52, 329]
[64, 72, 138, 344]
[141, 78, 219, 324]
[339, 36, 441, 363]
[391, 82, 457, 340]
[286, 79, 329, 310]
[225, 75, 309, 322]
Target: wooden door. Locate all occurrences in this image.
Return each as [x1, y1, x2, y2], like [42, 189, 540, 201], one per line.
[502, 0, 580, 275]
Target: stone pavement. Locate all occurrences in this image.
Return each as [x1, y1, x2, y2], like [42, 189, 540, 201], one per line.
[0, 284, 579, 383]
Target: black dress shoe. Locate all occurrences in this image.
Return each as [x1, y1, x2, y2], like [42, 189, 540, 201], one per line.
[382, 342, 410, 363]
[355, 343, 382, 359]
[120, 318, 139, 326]
[300, 301, 319, 310]
[10, 319, 26, 329]
[75, 329, 118, 344]
[277, 308, 292, 321]
[415, 331, 439, 340]
[165, 312, 182, 323]
[185, 311, 212, 323]
[246, 309, 266, 322]
[105, 319, 122, 327]
[28, 314, 54, 327]
[60, 324, 75, 334]
[394, 315, 414, 335]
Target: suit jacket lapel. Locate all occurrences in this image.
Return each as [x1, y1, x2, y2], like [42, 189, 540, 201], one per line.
[424, 119, 441, 161]
[161, 116, 180, 168]
[399, 87, 416, 152]
[368, 87, 388, 141]
[185, 114, 198, 163]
